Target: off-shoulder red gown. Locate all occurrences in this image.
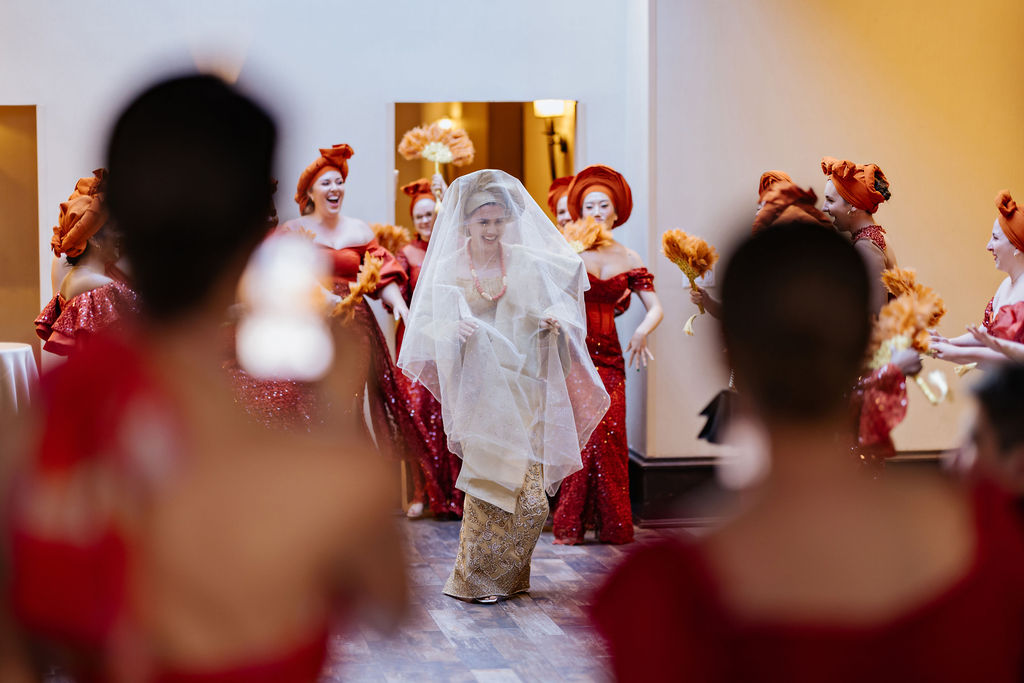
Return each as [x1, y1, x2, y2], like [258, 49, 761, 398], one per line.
[35, 280, 139, 356]
[984, 297, 1024, 343]
[395, 237, 463, 517]
[552, 267, 654, 544]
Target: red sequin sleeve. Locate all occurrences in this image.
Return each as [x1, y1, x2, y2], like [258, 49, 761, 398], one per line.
[988, 301, 1024, 343]
[626, 267, 655, 292]
[394, 248, 412, 303]
[365, 240, 408, 297]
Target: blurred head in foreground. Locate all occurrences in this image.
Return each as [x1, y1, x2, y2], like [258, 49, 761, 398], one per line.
[106, 74, 276, 320]
[721, 221, 870, 427]
[969, 363, 1024, 495]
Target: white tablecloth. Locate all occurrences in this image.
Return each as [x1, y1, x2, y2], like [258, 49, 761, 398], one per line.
[0, 342, 39, 415]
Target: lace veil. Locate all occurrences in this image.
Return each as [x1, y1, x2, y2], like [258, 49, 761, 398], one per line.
[397, 169, 609, 512]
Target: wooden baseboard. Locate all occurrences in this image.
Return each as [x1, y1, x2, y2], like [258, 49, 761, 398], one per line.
[628, 450, 948, 528]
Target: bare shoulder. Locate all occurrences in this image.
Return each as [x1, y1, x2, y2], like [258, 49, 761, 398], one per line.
[853, 237, 885, 259]
[61, 268, 114, 300]
[621, 245, 645, 269]
[345, 216, 375, 239]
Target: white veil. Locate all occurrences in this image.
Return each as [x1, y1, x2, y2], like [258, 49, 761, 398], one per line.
[397, 169, 609, 512]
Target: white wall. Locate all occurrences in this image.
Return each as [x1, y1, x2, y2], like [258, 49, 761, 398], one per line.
[1, 0, 649, 400]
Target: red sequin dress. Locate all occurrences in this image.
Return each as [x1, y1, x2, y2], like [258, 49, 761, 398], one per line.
[7, 334, 331, 683]
[395, 237, 463, 517]
[226, 239, 412, 458]
[983, 297, 1024, 342]
[591, 480, 1024, 683]
[34, 280, 139, 356]
[849, 225, 906, 466]
[552, 267, 654, 545]
[850, 363, 908, 466]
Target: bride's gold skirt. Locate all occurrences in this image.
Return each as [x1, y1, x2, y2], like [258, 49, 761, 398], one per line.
[443, 464, 548, 600]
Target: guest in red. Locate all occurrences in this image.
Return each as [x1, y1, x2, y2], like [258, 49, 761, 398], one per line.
[591, 222, 1024, 683]
[34, 170, 139, 356]
[552, 164, 663, 545]
[931, 190, 1024, 365]
[821, 156, 895, 314]
[227, 144, 413, 450]
[547, 175, 573, 227]
[5, 75, 407, 682]
[395, 177, 463, 519]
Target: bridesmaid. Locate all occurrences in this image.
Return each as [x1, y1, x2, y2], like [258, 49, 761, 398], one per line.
[396, 177, 463, 518]
[821, 156, 895, 315]
[552, 164, 663, 545]
[931, 190, 1024, 365]
[35, 169, 139, 356]
[547, 175, 573, 228]
[230, 145, 412, 453]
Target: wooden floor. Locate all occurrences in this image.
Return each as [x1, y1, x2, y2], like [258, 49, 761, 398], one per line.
[322, 518, 680, 682]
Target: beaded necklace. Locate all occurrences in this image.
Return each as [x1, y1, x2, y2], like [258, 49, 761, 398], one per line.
[468, 244, 508, 301]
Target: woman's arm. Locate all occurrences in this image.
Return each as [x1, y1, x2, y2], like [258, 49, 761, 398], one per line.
[379, 282, 409, 323]
[967, 325, 1024, 362]
[855, 240, 888, 316]
[930, 341, 1009, 366]
[626, 289, 664, 371]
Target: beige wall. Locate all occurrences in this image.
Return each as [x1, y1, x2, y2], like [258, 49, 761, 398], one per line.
[645, 0, 1024, 457]
[0, 106, 39, 362]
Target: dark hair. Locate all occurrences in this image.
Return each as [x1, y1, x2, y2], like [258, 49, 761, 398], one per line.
[105, 75, 276, 319]
[721, 221, 871, 422]
[65, 248, 86, 267]
[874, 175, 892, 201]
[973, 363, 1024, 454]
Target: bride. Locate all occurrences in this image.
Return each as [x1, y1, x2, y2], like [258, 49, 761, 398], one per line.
[398, 170, 608, 603]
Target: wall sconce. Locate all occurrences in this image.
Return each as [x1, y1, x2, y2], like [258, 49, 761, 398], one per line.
[532, 100, 570, 180]
[437, 117, 455, 130]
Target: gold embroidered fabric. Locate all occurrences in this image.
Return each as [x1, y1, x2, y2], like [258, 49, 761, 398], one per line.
[443, 463, 548, 600]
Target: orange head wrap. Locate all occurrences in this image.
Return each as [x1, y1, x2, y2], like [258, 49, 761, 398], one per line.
[50, 169, 108, 258]
[758, 170, 792, 202]
[295, 144, 354, 214]
[752, 182, 834, 234]
[567, 165, 633, 228]
[995, 190, 1024, 252]
[401, 178, 435, 218]
[820, 156, 890, 214]
[547, 176, 573, 215]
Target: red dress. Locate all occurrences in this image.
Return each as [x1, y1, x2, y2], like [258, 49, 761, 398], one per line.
[394, 238, 463, 517]
[850, 363, 908, 465]
[552, 267, 654, 544]
[34, 280, 139, 356]
[591, 481, 1024, 683]
[7, 334, 330, 682]
[226, 239, 412, 457]
[984, 297, 1024, 342]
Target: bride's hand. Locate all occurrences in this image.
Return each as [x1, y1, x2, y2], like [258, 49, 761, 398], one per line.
[457, 319, 478, 342]
[541, 317, 561, 335]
